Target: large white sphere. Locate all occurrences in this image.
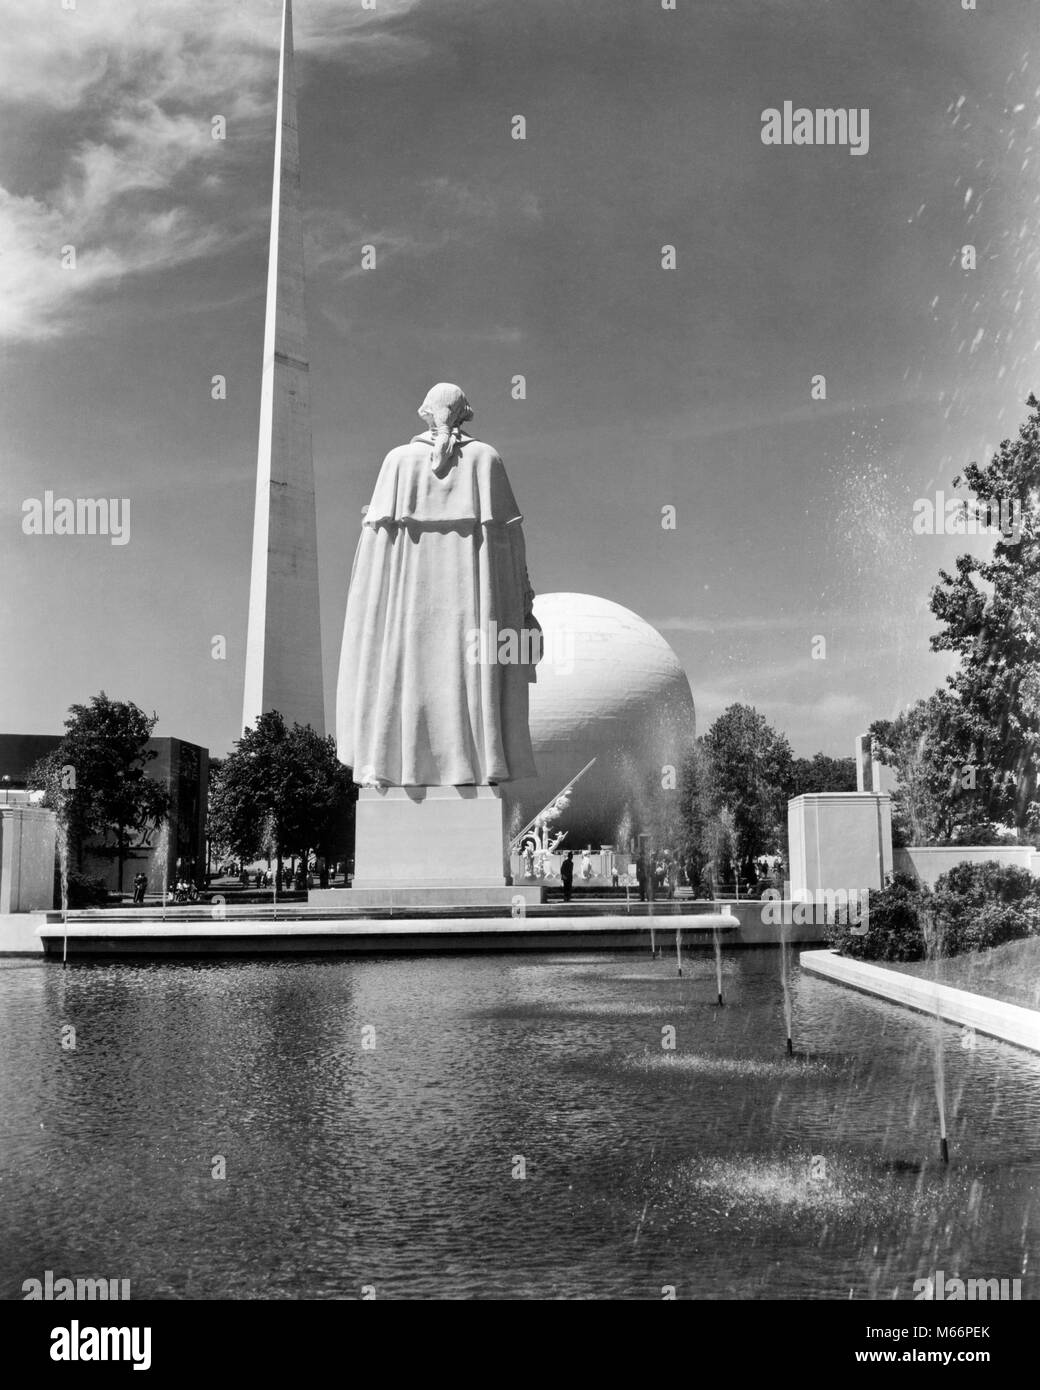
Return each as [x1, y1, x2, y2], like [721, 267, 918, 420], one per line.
[505, 593, 696, 848]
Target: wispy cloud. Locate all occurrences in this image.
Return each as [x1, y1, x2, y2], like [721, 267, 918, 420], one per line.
[651, 614, 809, 634]
[0, 0, 425, 343]
[305, 176, 544, 291]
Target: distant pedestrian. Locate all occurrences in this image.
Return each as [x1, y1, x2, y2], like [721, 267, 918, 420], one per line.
[561, 851, 574, 903]
[636, 854, 647, 902]
[132, 872, 147, 905]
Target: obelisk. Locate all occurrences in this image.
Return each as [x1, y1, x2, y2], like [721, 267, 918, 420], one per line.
[242, 0, 325, 735]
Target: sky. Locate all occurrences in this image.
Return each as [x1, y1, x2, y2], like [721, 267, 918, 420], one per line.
[3, 0, 1040, 758]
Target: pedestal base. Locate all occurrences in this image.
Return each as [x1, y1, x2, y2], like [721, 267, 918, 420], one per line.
[308, 885, 545, 909]
[351, 784, 508, 889]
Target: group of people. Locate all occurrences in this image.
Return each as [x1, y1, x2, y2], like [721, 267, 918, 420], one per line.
[238, 865, 310, 891]
[635, 855, 681, 902]
[517, 844, 693, 903]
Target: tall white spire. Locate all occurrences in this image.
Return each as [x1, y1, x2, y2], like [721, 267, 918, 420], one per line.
[242, 0, 325, 735]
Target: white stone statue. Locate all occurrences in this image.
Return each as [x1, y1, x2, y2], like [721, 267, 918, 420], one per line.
[337, 384, 541, 787]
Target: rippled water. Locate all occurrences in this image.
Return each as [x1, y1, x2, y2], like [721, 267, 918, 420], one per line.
[1, 949, 1038, 1299]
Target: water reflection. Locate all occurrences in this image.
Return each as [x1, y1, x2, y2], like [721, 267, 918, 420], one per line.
[0, 949, 1036, 1299]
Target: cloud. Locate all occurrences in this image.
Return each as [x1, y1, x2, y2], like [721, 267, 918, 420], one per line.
[0, 0, 425, 343]
[651, 615, 809, 634]
[304, 176, 544, 291]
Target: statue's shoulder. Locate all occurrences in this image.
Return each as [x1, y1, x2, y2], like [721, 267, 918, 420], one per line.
[383, 440, 427, 468]
[462, 438, 505, 470]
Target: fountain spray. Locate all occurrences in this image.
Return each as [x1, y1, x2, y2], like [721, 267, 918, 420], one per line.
[675, 924, 682, 977]
[58, 799, 69, 970]
[935, 1025, 949, 1163]
[159, 821, 169, 923]
[780, 921, 794, 1055]
[922, 906, 950, 1164]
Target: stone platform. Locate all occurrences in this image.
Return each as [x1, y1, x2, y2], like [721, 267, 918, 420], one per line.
[31, 911, 739, 958]
[310, 885, 544, 909]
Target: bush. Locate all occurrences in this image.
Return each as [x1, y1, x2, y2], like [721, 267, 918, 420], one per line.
[933, 860, 1038, 905]
[64, 871, 109, 908]
[926, 862, 1037, 954]
[963, 903, 1036, 952]
[830, 875, 927, 962]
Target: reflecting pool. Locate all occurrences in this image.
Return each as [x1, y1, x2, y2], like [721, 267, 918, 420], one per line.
[1, 949, 1037, 1299]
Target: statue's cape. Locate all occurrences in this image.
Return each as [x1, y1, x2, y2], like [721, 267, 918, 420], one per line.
[364, 434, 523, 528]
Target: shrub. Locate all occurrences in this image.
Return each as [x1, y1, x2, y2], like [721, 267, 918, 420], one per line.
[925, 862, 1036, 954]
[933, 860, 1038, 906]
[64, 871, 109, 908]
[829, 861, 1040, 962]
[830, 875, 927, 962]
[963, 903, 1035, 952]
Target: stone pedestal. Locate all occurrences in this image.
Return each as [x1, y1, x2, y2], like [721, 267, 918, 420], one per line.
[787, 793, 893, 897]
[0, 804, 56, 913]
[352, 784, 508, 888]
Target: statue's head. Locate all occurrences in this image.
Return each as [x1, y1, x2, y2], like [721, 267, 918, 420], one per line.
[417, 382, 473, 433]
[417, 383, 474, 469]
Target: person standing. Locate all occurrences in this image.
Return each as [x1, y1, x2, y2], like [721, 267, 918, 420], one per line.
[560, 850, 574, 903]
[636, 853, 647, 903]
[132, 872, 147, 905]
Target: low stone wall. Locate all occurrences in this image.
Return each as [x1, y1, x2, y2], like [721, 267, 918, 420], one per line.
[1, 900, 829, 958]
[0, 912, 47, 955]
[893, 844, 1040, 887]
[709, 899, 830, 945]
[800, 949, 1040, 1054]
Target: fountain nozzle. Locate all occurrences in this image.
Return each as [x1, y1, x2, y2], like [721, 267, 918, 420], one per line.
[940, 1136, 949, 1164]
[786, 1036, 793, 1056]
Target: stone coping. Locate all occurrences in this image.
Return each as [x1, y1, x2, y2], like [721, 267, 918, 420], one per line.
[800, 949, 1040, 1054]
[38, 913, 739, 940]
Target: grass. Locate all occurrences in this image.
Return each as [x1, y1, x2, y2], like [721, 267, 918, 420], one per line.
[882, 936, 1040, 1012]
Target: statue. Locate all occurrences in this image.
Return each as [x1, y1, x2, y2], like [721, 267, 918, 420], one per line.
[337, 384, 541, 787]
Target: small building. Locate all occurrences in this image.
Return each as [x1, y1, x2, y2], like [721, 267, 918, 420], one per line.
[0, 734, 209, 897]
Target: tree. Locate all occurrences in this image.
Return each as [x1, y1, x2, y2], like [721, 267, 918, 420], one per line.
[870, 691, 987, 845]
[929, 394, 1040, 833]
[205, 755, 227, 870]
[209, 712, 355, 878]
[675, 742, 710, 888]
[788, 753, 857, 798]
[28, 692, 169, 891]
[701, 704, 793, 877]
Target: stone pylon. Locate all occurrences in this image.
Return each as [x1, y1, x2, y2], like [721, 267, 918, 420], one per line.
[242, 0, 325, 736]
